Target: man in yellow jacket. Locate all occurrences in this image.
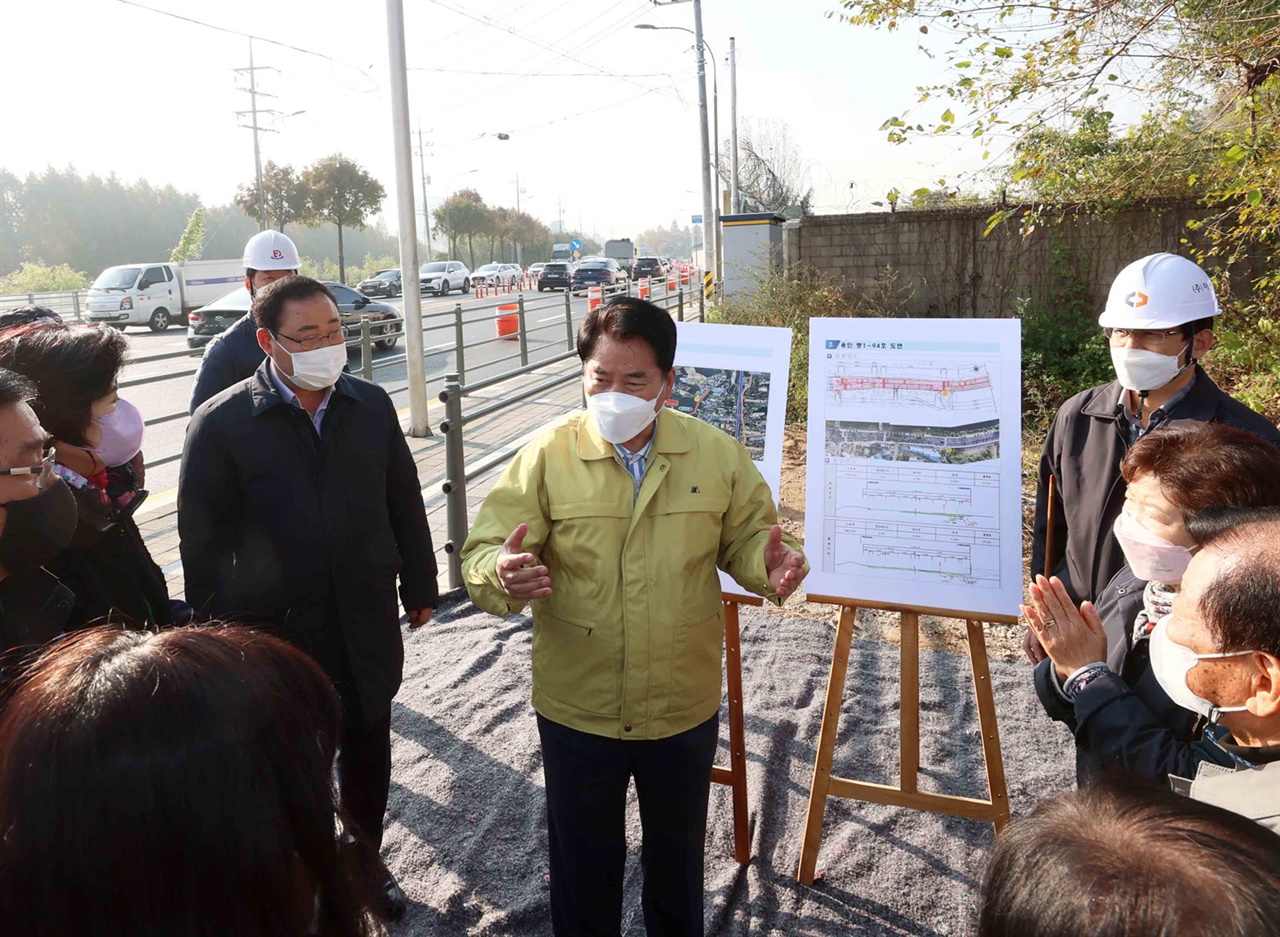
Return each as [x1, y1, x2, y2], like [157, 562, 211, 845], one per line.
[462, 296, 807, 936]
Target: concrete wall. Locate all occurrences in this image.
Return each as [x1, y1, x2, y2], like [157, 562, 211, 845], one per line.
[786, 200, 1206, 317]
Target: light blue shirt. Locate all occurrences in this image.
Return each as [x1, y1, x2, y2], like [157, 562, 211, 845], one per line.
[613, 437, 654, 502]
[268, 360, 334, 436]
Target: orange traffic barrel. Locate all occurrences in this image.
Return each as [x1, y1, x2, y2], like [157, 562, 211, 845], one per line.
[496, 303, 519, 340]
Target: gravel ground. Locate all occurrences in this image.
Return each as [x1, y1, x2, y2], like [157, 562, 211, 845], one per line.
[382, 589, 1075, 936]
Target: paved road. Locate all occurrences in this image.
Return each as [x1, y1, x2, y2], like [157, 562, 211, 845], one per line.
[119, 287, 595, 497]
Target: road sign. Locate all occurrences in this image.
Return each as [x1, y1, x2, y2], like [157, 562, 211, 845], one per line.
[691, 214, 703, 224]
[569, 237, 583, 251]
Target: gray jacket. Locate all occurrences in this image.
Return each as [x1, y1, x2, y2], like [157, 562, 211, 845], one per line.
[1173, 758, 1280, 835]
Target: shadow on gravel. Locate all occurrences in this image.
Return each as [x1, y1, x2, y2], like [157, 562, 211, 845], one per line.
[382, 597, 1074, 936]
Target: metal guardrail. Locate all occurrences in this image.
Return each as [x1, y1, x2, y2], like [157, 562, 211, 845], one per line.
[114, 269, 707, 477]
[436, 278, 705, 589]
[0, 289, 86, 320]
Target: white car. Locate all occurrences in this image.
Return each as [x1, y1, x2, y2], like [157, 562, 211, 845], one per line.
[419, 261, 470, 295]
[472, 263, 517, 288]
[527, 262, 547, 280]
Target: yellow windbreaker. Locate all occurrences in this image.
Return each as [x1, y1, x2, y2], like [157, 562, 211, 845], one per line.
[461, 406, 802, 740]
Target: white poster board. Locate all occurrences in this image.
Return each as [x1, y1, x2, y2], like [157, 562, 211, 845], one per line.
[671, 322, 793, 597]
[803, 318, 1022, 618]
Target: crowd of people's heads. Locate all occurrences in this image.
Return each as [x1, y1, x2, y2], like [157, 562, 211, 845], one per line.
[979, 779, 1280, 936]
[0, 625, 384, 936]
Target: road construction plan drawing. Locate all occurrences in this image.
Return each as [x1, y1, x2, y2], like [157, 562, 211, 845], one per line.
[805, 318, 1023, 617]
[668, 366, 770, 461]
[674, 321, 793, 599]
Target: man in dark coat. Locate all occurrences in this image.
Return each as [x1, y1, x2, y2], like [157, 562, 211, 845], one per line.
[178, 276, 437, 919]
[1028, 254, 1278, 662]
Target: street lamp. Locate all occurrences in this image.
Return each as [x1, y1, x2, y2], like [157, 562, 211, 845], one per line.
[636, 22, 722, 283]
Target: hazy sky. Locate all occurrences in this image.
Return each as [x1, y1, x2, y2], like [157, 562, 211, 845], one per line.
[3, 0, 991, 242]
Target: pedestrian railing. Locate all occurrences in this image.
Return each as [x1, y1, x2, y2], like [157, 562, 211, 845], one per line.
[436, 281, 705, 589]
[0, 289, 86, 320]
[116, 270, 708, 475]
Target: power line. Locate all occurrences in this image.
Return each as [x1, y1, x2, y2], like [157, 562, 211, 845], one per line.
[114, 0, 376, 85]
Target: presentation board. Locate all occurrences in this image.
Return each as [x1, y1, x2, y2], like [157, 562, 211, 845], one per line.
[803, 318, 1022, 617]
[671, 321, 793, 597]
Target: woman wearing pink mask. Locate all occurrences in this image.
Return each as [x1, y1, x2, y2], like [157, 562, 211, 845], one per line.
[1023, 421, 1280, 783]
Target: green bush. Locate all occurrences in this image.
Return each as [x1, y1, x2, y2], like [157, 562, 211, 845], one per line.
[0, 261, 90, 294]
[1202, 300, 1280, 424]
[1016, 240, 1114, 434]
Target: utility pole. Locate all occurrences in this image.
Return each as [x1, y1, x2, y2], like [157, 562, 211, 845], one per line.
[386, 0, 429, 438]
[233, 39, 277, 231]
[416, 125, 432, 262]
[557, 196, 564, 234]
[730, 36, 740, 215]
[692, 0, 715, 288]
[514, 171, 522, 265]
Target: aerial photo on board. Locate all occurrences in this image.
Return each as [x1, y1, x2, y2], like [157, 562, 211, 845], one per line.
[825, 419, 1000, 464]
[667, 366, 771, 460]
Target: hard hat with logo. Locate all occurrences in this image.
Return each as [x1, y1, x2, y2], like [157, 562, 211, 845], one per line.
[242, 230, 300, 271]
[1098, 253, 1218, 329]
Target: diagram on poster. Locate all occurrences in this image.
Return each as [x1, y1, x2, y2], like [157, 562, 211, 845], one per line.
[673, 322, 792, 597]
[804, 318, 1022, 617]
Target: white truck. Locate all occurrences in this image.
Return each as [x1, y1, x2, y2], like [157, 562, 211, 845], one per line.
[85, 259, 243, 332]
[603, 238, 636, 276]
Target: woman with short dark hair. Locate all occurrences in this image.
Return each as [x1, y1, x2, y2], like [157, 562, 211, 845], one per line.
[1025, 421, 1280, 782]
[0, 625, 384, 937]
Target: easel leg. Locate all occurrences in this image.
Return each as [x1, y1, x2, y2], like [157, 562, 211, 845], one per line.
[900, 611, 920, 794]
[723, 601, 751, 864]
[797, 605, 856, 885]
[965, 620, 1011, 832]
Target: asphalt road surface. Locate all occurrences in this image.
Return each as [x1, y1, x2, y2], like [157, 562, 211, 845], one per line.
[119, 287, 594, 497]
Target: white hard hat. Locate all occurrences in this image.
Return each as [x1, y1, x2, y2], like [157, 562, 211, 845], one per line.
[1098, 253, 1218, 329]
[242, 230, 300, 271]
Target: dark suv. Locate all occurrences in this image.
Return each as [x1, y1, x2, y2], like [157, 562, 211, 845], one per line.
[538, 262, 574, 292]
[632, 256, 669, 280]
[570, 259, 622, 291]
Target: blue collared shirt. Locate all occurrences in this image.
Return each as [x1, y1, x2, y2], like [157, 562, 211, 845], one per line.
[1119, 373, 1196, 445]
[613, 436, 655, 501]
[268, 360, 334, 436]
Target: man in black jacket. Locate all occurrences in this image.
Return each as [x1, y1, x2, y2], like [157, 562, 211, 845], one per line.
[178, 276, 437, 918]
[1028, 254, 1278, 662]
[187, 230, 299, 414]
[0, 369, 77, 694]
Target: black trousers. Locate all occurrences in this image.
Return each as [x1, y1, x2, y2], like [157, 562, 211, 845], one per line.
[339, 705, 393, 854]
[537, 712, 719, 937]
[320, 609, 393, 857]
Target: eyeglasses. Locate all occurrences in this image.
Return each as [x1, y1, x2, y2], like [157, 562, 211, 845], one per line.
[0, 448, 57, 489]
[272, 326, 350, 352]
[1104, 327, 1189, 347]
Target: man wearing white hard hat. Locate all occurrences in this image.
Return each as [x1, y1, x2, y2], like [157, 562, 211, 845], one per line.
[188, 230, 300, 413]
[1028, 253, 1279, 659]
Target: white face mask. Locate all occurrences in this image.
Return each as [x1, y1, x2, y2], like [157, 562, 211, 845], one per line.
[1110, 346, 1191, 393]
[585, 380, 666, 445]
[1112, 509, 1194, 584]
[1148, 615, 1253, 720]
[272, 338, 347, 391]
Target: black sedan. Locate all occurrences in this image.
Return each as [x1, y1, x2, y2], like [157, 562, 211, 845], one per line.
[632, 256, 669, 280]
[570, 259, 622, 291]
[537, 262, 574, 291]
[187, 283, 401, 351]
[356, 268, 402, 297]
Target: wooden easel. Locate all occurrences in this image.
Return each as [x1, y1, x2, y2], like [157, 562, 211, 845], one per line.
[796, 596, 1015, 885]
[712, 592, 760, 865]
